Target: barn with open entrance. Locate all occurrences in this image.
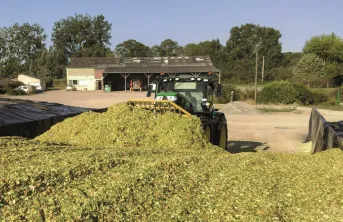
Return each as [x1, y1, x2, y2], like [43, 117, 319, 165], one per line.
[66, 56, 221, 91]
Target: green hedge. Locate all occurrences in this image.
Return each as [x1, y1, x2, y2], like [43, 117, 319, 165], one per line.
[215, 85, 257, 104]
[215, 85, 241, 103]
[237, 87, 256, 101]
[44, 77, 54, 88]
[311, 88, 338, 98]
[44, 78, 67, 88]
[0, 81, 24, 95]
[53, 78, 67, 87]
[258, 81, 331, 105]
[5, 88, 26, 95]
[6, 81, 22, 89]
[216, 81, 335, 106]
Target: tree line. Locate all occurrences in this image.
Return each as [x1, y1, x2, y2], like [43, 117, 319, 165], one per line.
[1, 13, 343, 87]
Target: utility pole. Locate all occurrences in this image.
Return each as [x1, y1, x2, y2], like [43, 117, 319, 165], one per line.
[262, 56, 265, 82]
[255, 48, 258, 104]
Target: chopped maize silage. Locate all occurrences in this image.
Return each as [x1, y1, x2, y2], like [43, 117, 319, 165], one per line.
[3, 103, 343, 221]
[295, 141, 313, 154]
[2, 136, 343, 221]
[35, 103, 210, 149]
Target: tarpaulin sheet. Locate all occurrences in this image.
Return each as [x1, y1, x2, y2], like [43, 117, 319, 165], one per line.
[309, 108, 343, 154]
[0, 101, 107, 138]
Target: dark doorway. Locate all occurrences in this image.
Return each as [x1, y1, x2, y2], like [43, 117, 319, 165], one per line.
[96, 80, 102, 90]
[103, 73, 160, 91]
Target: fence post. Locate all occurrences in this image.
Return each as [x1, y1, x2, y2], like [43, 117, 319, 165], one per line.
[337, 88, 341, 105]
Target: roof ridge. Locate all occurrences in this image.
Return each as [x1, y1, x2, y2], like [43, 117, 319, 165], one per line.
[67, 56, 217, 70]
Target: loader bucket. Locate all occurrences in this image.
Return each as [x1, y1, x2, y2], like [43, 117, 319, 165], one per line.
[127, 100, 192, 117]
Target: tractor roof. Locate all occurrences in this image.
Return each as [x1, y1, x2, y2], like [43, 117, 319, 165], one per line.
[159, 75, 217, 83]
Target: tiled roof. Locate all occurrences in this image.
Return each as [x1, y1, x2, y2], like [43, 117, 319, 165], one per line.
[68, 56, 221, 73]
[68, 58, 121, 68]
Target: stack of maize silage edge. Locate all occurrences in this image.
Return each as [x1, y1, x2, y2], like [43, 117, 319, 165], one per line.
[2, 135, 343, 221]
[35, 103, 211, 150]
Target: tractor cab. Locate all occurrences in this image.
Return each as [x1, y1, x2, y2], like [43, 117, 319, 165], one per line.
[129, 74, 227, 149]
[147, 75, 222, 115]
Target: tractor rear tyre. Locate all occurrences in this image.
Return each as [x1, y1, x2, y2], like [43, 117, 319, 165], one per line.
[214, 116, 228, 149]
[200, 116, 213, 143]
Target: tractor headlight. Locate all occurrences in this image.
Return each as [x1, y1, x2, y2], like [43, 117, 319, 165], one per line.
[197, 78, 202, 81]
[155, 96, 164, 100]
[190, 77, 195, 81]
[167, 96, 177, 101]
[201, 100, 211, 108]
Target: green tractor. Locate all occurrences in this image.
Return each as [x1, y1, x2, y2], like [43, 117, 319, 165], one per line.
[128, 74, 227, 149]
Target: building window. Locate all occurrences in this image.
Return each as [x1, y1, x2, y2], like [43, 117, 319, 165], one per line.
[69, 80, 78, 86]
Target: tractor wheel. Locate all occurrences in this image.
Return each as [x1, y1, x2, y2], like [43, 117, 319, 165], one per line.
[200, 116, 213, 143]
[214, 116, 228, 149]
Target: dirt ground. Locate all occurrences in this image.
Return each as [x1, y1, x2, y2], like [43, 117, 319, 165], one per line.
[9, 90, 148, 108]
[226, 105, 343, 153]
[7, 90, 343, 153]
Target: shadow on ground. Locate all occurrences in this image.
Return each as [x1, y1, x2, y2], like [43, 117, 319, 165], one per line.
[45, 88, 62, 91]
[226, 140, 270, 153]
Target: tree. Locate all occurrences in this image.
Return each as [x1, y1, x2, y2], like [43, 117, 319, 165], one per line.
[182, 39, 229, 82]
[324, 62, 343, 86]
[0, 57, 22, 78]
[227, 24, 282, 61]
[303, 33, 343, 63]
[33, 47, 66, 79]
[303, 33, 343, 84]
[226, 23, 283, 83]
[0, 27, 7, 60]
[292, 53, 325, 87]
[198, 39, 222, 56]
[7, 23, 46, 67]
[279, 52, 303, 67]
[159, 39, 179, 56]
[183, 43, 200, 56]
[183, 39, 222, 56]
[52, 14, 112, 59]
[0, 23, 47, 78]
[149, 39, 182, 57]
[211, 46, 231, 81]
[175, 46, 184, 56]
[269, 52, 303, 81]
[73, 43, 113, 58]
[150, 45, 161, 57]
[114, 39, 151, 57]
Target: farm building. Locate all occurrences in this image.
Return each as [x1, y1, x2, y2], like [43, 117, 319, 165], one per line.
[66, 58, 118, 91]
[66, 56, 221, 91]
[16, 74, 46, 91]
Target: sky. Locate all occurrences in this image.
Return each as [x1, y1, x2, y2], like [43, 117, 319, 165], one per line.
[1, 0, 342, 52]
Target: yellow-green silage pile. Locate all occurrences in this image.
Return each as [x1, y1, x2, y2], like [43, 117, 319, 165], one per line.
[35, 103, 209, 150]
[1, 103, 343, 221]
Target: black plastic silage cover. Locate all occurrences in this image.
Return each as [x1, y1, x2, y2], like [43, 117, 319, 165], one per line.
[309, 108, 343, 153]
[0, 101, 107, 138]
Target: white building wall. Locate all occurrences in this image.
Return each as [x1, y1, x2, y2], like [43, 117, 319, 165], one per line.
[67, 68, 96, 91]
[18, 75, 40, 84]
[18, 74, 46, 90]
